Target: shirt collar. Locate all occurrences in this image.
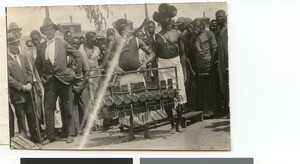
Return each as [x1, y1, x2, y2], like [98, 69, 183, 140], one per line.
[47, 37, 55, 44]
[8, 51, 18, 60]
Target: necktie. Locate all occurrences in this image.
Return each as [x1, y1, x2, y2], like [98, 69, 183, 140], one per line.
[14, 54, 21, 67]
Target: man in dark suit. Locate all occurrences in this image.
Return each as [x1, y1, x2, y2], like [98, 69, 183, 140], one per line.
[35, 18, 80, 143]
[7, 33, 40, 143]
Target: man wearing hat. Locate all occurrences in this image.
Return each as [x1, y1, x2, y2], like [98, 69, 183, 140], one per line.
[7, 22, 26, 55]
[7, 32, 40, 143]
[35, 18, 80, 143]
[7, 22, 22, 38]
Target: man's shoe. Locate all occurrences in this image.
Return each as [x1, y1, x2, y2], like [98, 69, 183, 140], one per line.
[66, 136, 74, 143]
[49, 137, 56, 143]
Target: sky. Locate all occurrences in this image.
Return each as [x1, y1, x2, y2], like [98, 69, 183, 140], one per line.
[6, 2, 227, 36]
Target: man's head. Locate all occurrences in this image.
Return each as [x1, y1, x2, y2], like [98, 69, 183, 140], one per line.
[7, 33, 20, 54]
[25, 40, 34, 48]
[144, 21, 156, 36]
[184, 18, 193, 34]
[193, 18, 205, 34]
[153, 3, 177, 29]
[30, 30, 42, 47]
[115, 18, 128, 37]
[175, 17, 186, 32]
[70, 36, 81, 50]
[40, 18, 58, 40]
[209, 19, 219, 32]
[135, 30, 144, 39]
[79, 36, 86, 45]
[8, 22, 22, 38]
[215, 10, 227, 27]
[64, 31, 72, 43]
[160, 15, 172, 28]
[85, 31, 97, 45]
[106, 28, 116, 44]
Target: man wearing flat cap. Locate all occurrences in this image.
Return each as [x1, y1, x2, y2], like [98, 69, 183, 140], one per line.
[35, 17, 80, 143]
[7, 32, 40, 143]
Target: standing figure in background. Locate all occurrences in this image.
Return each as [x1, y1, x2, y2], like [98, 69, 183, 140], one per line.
[69, 36, 90, 135]
[151, 3, 187, 134]
[190, 18, 218, 116]
[64, 31, 72, 43]
[144, 20, 158, 80]
[209, 19, 219, 36]
[181, 18, 197, 111]
[26, 30, 45, 130]
[78, 32, 101, 102]
[106, 28, 116, 55]
[215, 9, 229, 118]
[79, 36, 86, 45]
[7, 33, 40, 143]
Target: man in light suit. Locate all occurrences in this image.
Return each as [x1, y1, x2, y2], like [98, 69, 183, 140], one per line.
[7, 33, 40, 143]
[35, 18, 80, 143]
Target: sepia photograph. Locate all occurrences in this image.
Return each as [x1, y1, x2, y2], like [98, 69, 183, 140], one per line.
[6, 2, 230, 150]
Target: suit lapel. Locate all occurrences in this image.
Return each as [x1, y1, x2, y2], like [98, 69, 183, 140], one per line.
[8, 54, 22, 71]
[19, 55, 28, 71]
[54, 38, 60, 65]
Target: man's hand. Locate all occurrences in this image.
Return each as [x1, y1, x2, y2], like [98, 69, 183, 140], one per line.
[72, 87, 83, 95]
[114, 66, 124, 75]
[22, 83, 32, 91]
[138, 63, 147, 72]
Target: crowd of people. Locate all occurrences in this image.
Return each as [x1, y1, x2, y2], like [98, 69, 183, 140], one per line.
[7, 3, 229, 145]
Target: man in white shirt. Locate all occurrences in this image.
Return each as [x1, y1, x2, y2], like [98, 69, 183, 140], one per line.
[36, 18, 80, 143]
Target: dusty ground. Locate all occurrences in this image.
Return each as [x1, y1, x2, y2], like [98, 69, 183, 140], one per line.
[41, 119, 230, 150]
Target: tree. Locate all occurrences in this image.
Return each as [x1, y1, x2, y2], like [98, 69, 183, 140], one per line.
[34, 5, 112, 30]
[77, 5, 112, 31]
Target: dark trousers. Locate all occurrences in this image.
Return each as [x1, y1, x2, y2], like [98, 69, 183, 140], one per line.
[73, 86, 90, 131]
[44, 78, 73, 139]
[9, 104, 14, 138]
[196, 67, 211, 115]
[13, 93, 39, 142]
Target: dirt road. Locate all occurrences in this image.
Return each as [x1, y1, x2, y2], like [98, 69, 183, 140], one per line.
[41, 119, 230, 150]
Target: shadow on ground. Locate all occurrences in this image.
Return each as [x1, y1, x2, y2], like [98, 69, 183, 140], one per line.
[84, 129, 171, 148]
[204, 120, 230, 133]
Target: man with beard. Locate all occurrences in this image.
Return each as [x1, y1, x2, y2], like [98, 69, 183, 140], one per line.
[151, 3, 187, 134]
[215, 9, 229, 118]
[108, 18, 155, 142]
